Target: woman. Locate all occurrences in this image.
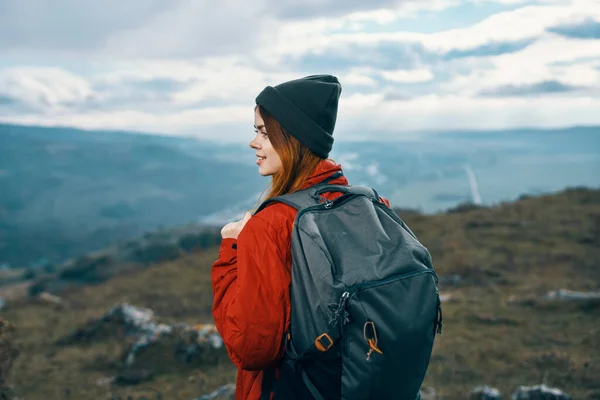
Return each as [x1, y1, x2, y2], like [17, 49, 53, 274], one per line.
[211, 75, 389, 400]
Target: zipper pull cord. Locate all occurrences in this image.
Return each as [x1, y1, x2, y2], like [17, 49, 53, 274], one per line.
[328, 291, 350, 327]
[363, 321, 384, 355]
[436, 296, 443, 334]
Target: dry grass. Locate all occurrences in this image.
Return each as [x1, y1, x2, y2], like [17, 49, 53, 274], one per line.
[2, 187, 599, 399]
[3, 250, 237, 399]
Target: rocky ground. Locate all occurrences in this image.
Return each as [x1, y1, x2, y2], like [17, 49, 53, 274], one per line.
[1, 188, 599, 399]
[0, 319, 18, 400]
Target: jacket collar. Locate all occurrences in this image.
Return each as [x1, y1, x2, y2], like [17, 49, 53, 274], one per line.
[301, 159, 348, 189]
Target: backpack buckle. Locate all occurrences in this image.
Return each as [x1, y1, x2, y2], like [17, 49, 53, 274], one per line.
[315, 333, 334, 352]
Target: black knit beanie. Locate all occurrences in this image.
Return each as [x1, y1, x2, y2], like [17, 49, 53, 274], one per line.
[255, 74, 342, 159]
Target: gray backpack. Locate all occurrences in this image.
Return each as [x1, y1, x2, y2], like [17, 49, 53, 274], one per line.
[255, 179, 442, 400]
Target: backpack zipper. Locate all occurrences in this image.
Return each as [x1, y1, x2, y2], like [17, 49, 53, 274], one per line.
[329, 269, 438, 328]
[295, 192, 360, 222]
[347, 269, 438, 294]
[345, 269, 442, 335]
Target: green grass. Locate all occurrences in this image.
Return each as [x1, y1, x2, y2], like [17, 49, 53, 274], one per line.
[2, 187, 600, 399]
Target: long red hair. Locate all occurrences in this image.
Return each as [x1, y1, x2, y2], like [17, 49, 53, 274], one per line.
[257, 105, 324, 200]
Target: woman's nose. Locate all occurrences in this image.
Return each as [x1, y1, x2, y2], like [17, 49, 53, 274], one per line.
[249, 136, 259, 149]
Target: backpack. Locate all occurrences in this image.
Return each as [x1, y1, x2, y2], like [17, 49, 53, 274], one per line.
[255, 178, 442, 400]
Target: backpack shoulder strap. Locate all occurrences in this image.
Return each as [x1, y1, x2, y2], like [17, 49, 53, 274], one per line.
[253, 185, 322, 215]
[253, 171, 346, 215]
[254, 182, 380, 216]
[311, 184, 379, 201]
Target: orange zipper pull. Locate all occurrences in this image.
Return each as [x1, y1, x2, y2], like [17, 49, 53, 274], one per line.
[363, 321, 384, 360]
[367, 338, 383, 355]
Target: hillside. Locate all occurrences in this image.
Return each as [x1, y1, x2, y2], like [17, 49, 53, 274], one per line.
[0, 123, 263, 268]
[2, 123, 599, 269]
[1, 187, 599, 399]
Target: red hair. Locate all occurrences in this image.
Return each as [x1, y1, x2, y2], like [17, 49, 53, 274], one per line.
[257, 106, 324, 200]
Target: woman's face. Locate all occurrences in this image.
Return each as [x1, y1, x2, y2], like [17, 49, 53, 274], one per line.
[250, 108, 283, 177]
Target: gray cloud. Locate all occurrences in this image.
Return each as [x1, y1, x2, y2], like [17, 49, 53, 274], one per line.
[0, 94, 38, 115]
[0, 71, 185, 114]
[0, 95, 16, 106]
[124, 78, 194, 96]
[383, 91, 413, 101]
[287, 41, 430, 73]
[0, 0, 413, 58]
[0, 0, 270, 57]
[443, 39, 536, 59]
[104, 1, 268, 58]
[0, 0, 170, 52]
[71, 77, 194, 112]
[271, 0, 405, 19]
[478, 80, 581, 97]
[289, 37, 538, 76]
[547, 18, 600, 39]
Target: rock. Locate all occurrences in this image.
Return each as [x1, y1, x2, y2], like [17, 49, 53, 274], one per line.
[58, 303, 173, 366]
[544, 289, 600, 301]
[96, 376, 115, 388]
[110, 304, 172, 366]
[194, 383, 236, 400]
[175, 323, 224, 363]
[439, 293, 453, 303]
[37, 291, 63, 307]
[57, 303, 226, 383]
[0, 319, 19, 400]
[471, 385, 502, 399]
[512, 384, 571, 400]
[192, 324, 223, 348]
[420, 386, 436, 400]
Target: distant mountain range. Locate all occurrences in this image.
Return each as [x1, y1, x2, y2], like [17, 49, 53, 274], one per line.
[1, 123, 599, 268]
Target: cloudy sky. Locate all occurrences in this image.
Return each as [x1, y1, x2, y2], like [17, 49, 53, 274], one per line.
[0, 0, 599, 141]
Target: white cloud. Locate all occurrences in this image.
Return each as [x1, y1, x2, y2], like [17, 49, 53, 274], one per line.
[421, 6, 553, 52]
[265, 0, 599, 62]
[380, 69, 434, 83]
[442, 35, 600, 95]
[342, 71, 379, 86]
[339, 93, 386, 119]
[0, 67, 94, 111]
[366, 162, 379, 176]
[0, 105, 251, 137]
[365, 161, 389, 184]
[0, 0, 433, 58]
[335, 153, 362, 170]
[5, 89, 599, 139]
[368, 94, 600, 132]
[1, 0, 599, 137]
[0, 60, 314, 115]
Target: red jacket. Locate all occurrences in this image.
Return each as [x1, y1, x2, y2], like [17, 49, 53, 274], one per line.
[211, 160, 389, 400]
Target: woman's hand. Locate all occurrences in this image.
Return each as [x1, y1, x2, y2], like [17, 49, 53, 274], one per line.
[221, 212, 252, 239]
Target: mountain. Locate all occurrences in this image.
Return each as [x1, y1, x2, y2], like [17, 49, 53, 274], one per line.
[1, 123, 599, 268]
[0, 123, 264, 268]
[1, 187, 598, 399]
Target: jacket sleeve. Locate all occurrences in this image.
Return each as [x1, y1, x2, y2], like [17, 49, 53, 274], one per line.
[211, 214, 291, 371]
